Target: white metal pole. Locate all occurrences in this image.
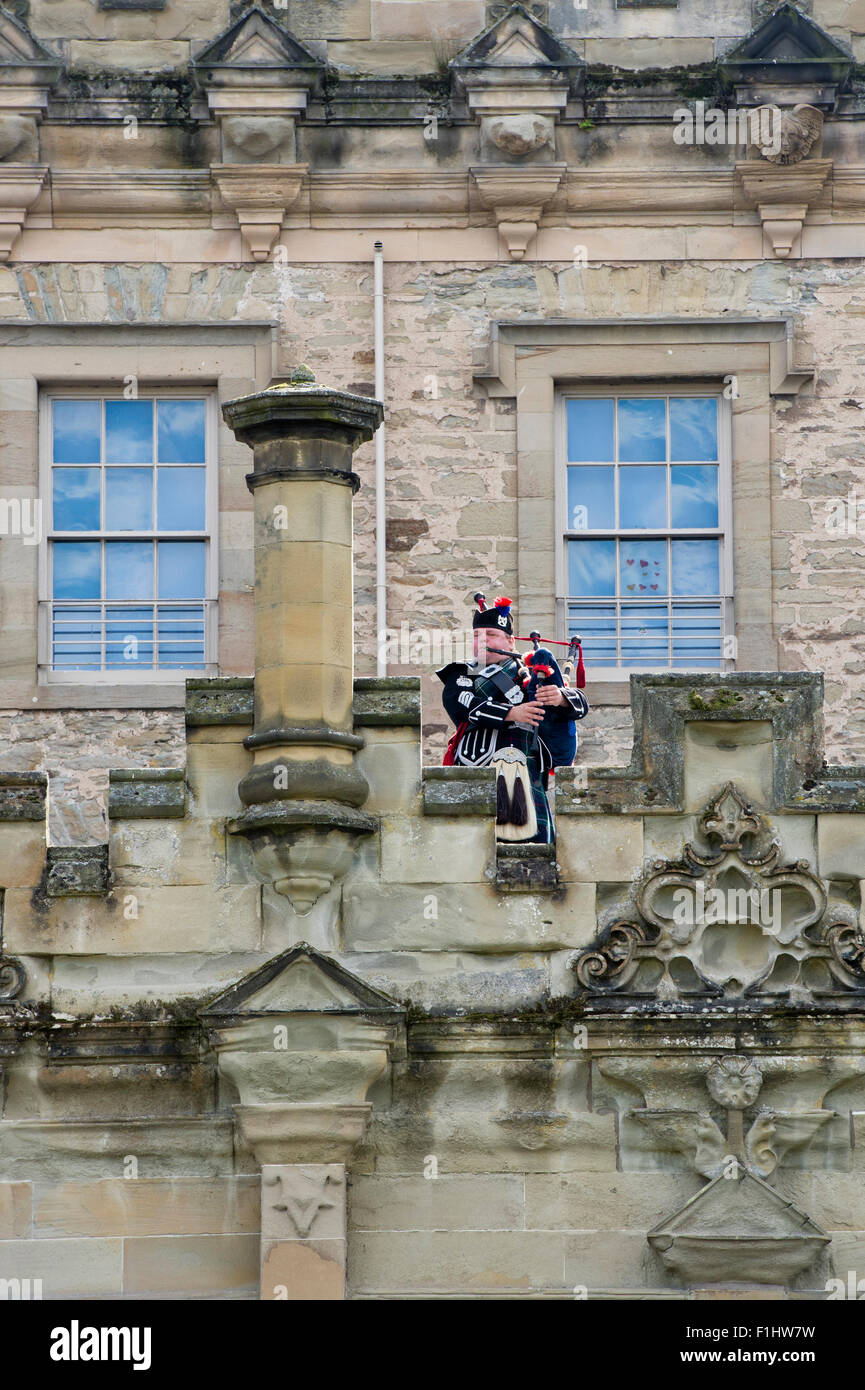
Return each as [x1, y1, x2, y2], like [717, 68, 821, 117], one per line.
[374, 240, 387, 677]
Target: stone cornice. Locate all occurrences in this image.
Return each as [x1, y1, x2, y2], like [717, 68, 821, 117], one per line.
[22, 162, 865, 234]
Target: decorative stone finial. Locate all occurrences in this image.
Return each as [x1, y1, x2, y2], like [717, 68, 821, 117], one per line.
[287, 364, 316, 386]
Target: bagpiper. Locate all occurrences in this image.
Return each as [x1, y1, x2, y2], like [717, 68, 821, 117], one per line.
[436, 593, 589, 844]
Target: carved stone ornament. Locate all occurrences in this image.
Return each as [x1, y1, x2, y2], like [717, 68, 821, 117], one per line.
[641, 1051, 832, 1286]
[749, 103, 823, 164]
[0, 951, 25, 1003]
[632, 1053, 834, 1182]
[571, 782, 865, 1003]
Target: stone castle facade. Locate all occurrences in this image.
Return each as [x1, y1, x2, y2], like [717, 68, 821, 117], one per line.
[0, 0, 864, 1299]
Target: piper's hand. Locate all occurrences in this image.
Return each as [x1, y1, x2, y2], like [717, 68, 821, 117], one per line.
[535, 684, 566, 708]
[506, 700, 544, 728]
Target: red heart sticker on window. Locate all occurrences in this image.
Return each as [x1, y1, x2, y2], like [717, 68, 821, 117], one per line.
[626, 558, 634, 565]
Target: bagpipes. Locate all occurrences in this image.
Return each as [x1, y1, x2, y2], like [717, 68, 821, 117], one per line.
[479, 596, 586, 769]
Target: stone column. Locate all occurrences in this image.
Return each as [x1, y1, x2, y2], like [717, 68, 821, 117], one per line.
[221, 367, 383, 912]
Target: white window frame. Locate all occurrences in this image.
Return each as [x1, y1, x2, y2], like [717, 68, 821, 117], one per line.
[38, 385, 220, 685]
[555, 383, 734, 680]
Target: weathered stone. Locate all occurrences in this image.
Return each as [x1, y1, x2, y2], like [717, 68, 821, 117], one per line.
[422, 767, 497, 816]
[45, 846, 109, 898]
[353, 677, 421, 727]
[108, 769, 187, 820]
[185, 678, 252, 728]
[0, 774, 46, 823]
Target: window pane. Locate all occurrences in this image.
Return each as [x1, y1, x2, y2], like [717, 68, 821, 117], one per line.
[53, 401, 101, 464]
[670, 397, 717, 461]
[566, 399, 614, 462]
[157, 604, 206, 667]
[105, 468, 153, 531]
[620, 538, 667, 595]
[568, 539, 616, 596]
[567, 466, 614, 530]
[671, 539, 720, 596]
[53, 541, 100, 599]
[53, 468, 100, 531]
[106, 541, 153, 599]
[621, 603, 670, 667]
[618, 398, 666, 462]
[619, 465, 666, 529]
[673, 603, 722, 667]
[569, 604, 617, 666]
[671, 465, 719, 528]
[52, 605, 101, 669]
[105, 606, 154, 669]
[157, 467, 206, 531]
[158, 541, 206, 599]
[157, 400, 206, 463]
[105, 400, 153, 463]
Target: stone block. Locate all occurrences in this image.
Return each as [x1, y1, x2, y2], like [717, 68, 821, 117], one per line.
[422, 767, 497, 816]
[353, 677, 421, 727]
[185, 678, 253, 727]
[186, 740, 251, 818]
[0, 1237, 122, 1297]
[0, 774, 45, 823]
[108, 769, 186, 819]
[643, 815, 697, 863]
[370, 1107, 617, 1174]
[0, 823, 45, 888]
[0, 1183, 30, 1239]
[123, 1233, 259, 1295]
[818, 816, 865, 878]
[495, 843, 559, 893]
[110, 817, 228, 889]
[4, 884, 261, 955]
[262, 1237, 345, 1300]
[349, 1174, 524, 1231]
[380, 816, 494, 883]
[556, 816, 643, 882]
[525, 1172, 687, 1232]
[69, 39, 190, 68]
[0, 1119, 236, 1183]
[349, 1229, 567, 1293]
[284, 0, 371, 40]
[48, 951, 269, 1013]
[564, 1232, 668, 1290]
[355, 730, 421, 815]
[343, 879, 596, 952]
[32, 1178, 259, 1238]
[45, 846, 109, 898]
[683, 720, 775, 811]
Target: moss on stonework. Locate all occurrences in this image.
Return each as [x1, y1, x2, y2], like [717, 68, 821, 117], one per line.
[23, 996, 207, 1029]
[585, 62, 723, 102]
[688, 688, 745, 711]
[62, 69, 198, 127]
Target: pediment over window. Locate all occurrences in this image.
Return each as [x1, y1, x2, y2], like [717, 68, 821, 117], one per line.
[721, 2, 852, 105]
[0, 6, 62, 91]
[200, 942, 402, 1018]
[450, 2, 584, 99]
[192, 4, 323, 83]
